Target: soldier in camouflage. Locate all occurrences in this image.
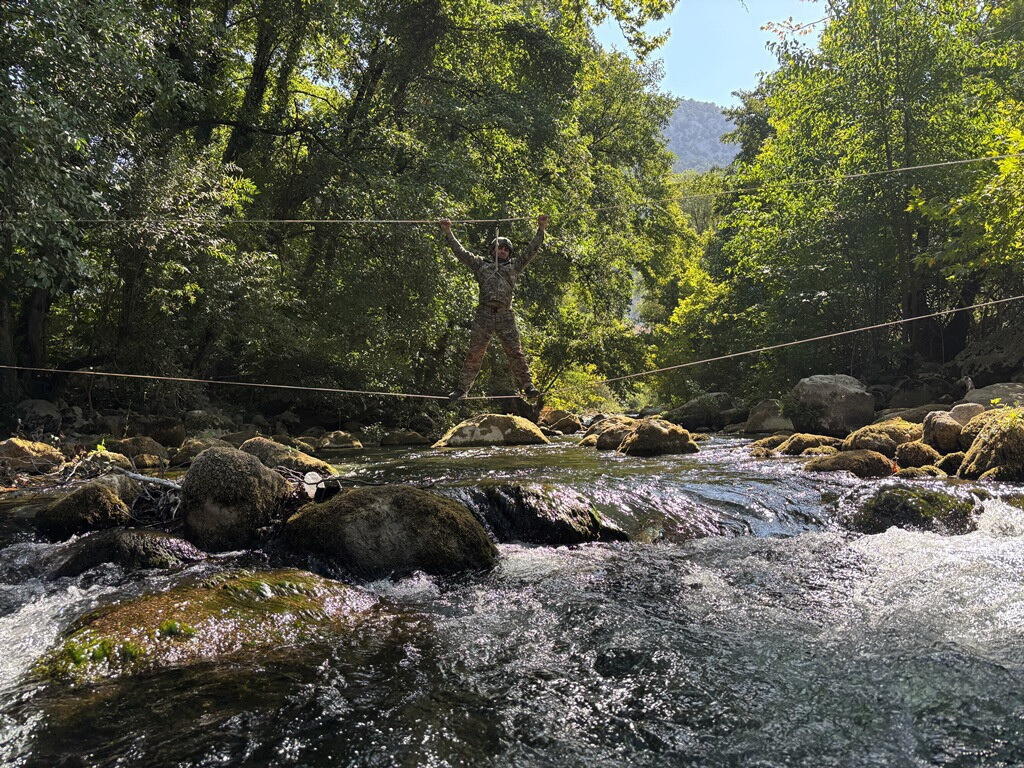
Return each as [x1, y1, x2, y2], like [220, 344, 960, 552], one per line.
[438, 214, 549, 403]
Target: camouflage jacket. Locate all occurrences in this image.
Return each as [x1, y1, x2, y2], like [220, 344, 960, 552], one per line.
[444, 229, 545, 309]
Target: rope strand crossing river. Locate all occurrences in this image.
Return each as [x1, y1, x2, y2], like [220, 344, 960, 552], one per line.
[3, 294, 1022, 401]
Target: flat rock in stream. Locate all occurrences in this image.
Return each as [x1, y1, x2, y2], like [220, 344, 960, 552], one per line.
[459, 484, 629, 545]
[432, 414, 548, 448]
[51, 529, 206, 577]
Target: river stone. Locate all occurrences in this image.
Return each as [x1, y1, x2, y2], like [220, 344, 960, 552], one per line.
[15, 399, 62, 433]
[949, 402, 985, 425]
[617, 418, 699, 457]
[51, 529, 206, 577]
[432, 414, 548, 448]
[138, 417, 186, 448]
[34, 478, 140, 541]
[286, 485, 498, 576]
[873, 403, 951, 424]
[461, 484, 628, 545]
[893, 465, 947, 479]
[803, 449, 896, 478]
[240, 436, 335, 476]
[958, 408, 1024, 481]
[895, 440, 942, 469]
[106, 436, 168, 460]
[539, 408, 573, 427]
[847, 486, 978, 534]
[596, 421, 636, 450]
[220, 425, 260, 447]
[133, 453, 166, 469]
[322, 430, 363, 449]
[34, 569, 378, 684]
[958, 409, 1005, 451]
[777, 433, 843, 456]
[171, 437, 233, 466]
[661, 392, 736, 431]
[957, 383, 1024, 408]
[379, 429, 429, 446]
[922, 411, 962, 454]
[550, 415, 583, 434]
[181, 447, 290, 551]
[81, 449, 133, 473]
[749, 434, 791, 454]
[0, 437, 65, 473]
[789, 375, 875, 436]
[936, 451, 966, 475]
[184, 408, 235, 431]
[842, 419, 921, 458]
[801, 445, 838, 457]
[744, 399, 795, 434]
[888, 375, 955, 409]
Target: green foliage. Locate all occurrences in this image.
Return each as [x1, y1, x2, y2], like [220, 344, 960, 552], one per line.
[544, 364, 621, 413]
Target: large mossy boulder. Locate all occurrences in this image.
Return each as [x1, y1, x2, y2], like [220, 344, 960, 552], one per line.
[744, 399, 795, 434]
[959, 408, 1024, 481]
[0, 437, 65, 474]
[662, 392, 736, 431]
[34, 476, 141, 541]
[106, 436, 169, 461]
[181, 447, 290, 551]
[286, 485, 498, 576]
[34, 569, 378, 684]
[379, 429, 429, 446]
[804, 449, 896, 478]
[550, 414, 583, 435]
[461, 484, 628, 545]
[432, 414, 548, 448]
[922, 410, 962, 454]
[958, 409, 1006, 451]
[240, 436, 335, 476]
[846, 486, 978, 534]
[170, 437, 232, 467]
[894, 440, 942, 469]
[789, 375, 875, 436]
[617, 418, 699, 457]
[777, 433, 843, 456]
[936, 451, 966, 475]
[51, 529, 206, 577]
[321, 430, 363, 449]
[842, 418, 922, 458]
[749, 434, 791, 454]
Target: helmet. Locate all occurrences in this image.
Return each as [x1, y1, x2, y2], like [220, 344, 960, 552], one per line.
[488, 236, 514, 256]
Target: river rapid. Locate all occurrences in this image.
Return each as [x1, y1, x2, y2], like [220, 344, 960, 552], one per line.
[2, 436, 1024, 767]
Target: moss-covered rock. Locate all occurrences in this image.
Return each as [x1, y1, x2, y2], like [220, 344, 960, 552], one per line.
[34, 569, 378, 684]
[462, 484, 628, 545]
[778, 433, 843, 456]
[578, 433, 599, 448]
[616, 418, 699, 457]
[106, 436, 168, 460]
[132, 453, 166, 469]
[181, 447, 290, 551]
[34, 478, 140, 541]
[801, 445, 839, 457]
[432, 414, 548, 448]
[895, 440, 942, 469]
[842, 419, 922, 458]
[749, 434, 791, 454]
[550, 414, 583, 435]
[596, 421, 636, 450]
[322, 430, 363, 449]
[240, 436, 335, 476]
[220, 425, 260, 447]
[170, 437, 233, 466]
[922, 410, 962, 454]
[51, 529, 206, 577]
[804, 449, 896, 478]
[81, 449, 132, 473]
[286, 485, 498, 576]
[379, 429, 429, 446]
[958, 409, 1006, 451]
[874, 403, 950, 424]
[935, 451, 966, 475]
[846, 486, 978, 534]
[893, 465, 947, 479]
[959, 408, 1024, 481]
[0, 437, 65, 474]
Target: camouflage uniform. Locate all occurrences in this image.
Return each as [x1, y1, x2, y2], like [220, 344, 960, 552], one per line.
[444, 228, 544, 392]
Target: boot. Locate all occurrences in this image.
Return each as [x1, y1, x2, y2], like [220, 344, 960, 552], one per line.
[523, 384, 540, 399]
[447, 389, 467, 405]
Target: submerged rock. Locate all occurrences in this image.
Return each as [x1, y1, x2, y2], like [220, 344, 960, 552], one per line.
[462, 484, 628, 545]
[0, 437, 65, 473]
[894, 440, 942, 469]
[789, 375, 875, 436]
[804, 449, 896, 479]
[51, 529, 206, 577]
[181, 447, 290, 551]
[842, 419, 921, 458]
[432, 414, 548, 448]
[617, 418, 699, 457]
[846, 486, 978, 534]
[286, 485, 498, 576]
[959, 408, 1024, 481]
[35, 569, 378, 684]
[240, 436, 335, 476]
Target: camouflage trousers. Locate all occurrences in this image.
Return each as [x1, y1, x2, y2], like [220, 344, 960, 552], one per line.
[458, 306, 534, 392]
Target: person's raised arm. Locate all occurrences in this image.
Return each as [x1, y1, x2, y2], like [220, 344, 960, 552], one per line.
[438, 218, 480, 271]
[517, 214, 549, 270]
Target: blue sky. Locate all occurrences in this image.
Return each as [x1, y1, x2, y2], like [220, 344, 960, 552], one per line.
[594, 0, 825, 107]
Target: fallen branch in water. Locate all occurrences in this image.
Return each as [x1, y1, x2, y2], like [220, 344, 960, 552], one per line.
[111, 467, 182, 491]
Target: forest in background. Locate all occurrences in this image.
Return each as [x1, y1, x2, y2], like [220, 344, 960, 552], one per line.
[2, 0, 1023, 426]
